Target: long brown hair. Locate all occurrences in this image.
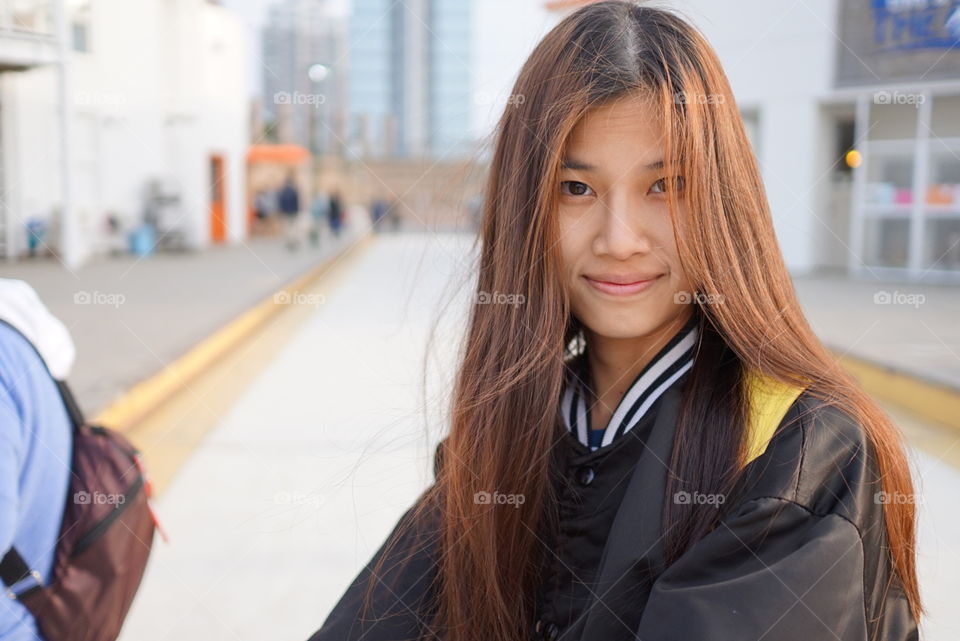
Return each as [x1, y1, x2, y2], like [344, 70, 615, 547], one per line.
[363, 2, 923, 639]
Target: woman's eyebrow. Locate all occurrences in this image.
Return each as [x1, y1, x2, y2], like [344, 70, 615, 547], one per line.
[560, 156, 665, 171]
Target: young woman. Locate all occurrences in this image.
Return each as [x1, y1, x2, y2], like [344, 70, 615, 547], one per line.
[308, 2, 923, 640]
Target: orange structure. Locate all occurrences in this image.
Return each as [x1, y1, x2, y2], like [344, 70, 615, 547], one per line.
[245, 144, 312, 236]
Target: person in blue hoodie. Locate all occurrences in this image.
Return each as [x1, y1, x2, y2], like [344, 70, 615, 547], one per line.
[0, 279, 74, 641]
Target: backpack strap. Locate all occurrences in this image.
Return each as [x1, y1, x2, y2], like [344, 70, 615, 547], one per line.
[54, 379, 85, 432]
[742, 367, 806, 467]
[0, 546, 44, 598]
[0, 319, 83, 434]
[1, 381, 100, 598]
[0, 320, 81, 597]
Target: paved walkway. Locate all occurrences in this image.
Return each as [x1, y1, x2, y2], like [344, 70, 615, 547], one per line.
[0, 223, 366, 415]
[793, 271, 960, 391]
[112, 234, 958, 641]
[118, 233, 467, 640]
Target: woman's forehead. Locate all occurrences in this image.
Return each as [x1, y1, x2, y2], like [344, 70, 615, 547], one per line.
[564, 97, 666, 167]
[568, 94, 663, 141]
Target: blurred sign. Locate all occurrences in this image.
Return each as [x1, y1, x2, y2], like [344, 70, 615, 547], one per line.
[835, 0, 960, 86]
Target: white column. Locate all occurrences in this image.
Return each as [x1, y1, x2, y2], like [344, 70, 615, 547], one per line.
[54, 0, 80, 268]
[758, 98, 819, 273]
[849, 93, 870, 277]
[908, 90, 932, 277]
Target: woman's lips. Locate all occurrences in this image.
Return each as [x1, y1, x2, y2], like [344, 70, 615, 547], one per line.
[584, 274, 662, 296]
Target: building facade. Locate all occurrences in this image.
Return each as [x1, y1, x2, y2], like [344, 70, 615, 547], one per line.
[261, 0, 348, 155]
[0, 0, 250, 266]
[348, 0, 472, 159]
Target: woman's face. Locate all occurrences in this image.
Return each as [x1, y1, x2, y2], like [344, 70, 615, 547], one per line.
[557, 94, 695, 341]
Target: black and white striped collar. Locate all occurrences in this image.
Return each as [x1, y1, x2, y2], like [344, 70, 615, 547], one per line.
[561, 319, 699, 451]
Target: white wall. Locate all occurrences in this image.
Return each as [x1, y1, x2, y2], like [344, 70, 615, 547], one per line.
[2, 0, 249, 261]
[470, 0, 557, 147]
[660, 0, 840, 274]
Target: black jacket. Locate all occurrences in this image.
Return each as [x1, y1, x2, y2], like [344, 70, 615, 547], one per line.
[307, 382, 920, 641]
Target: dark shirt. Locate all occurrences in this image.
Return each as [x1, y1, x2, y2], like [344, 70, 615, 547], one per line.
[278, 184, 300, 216]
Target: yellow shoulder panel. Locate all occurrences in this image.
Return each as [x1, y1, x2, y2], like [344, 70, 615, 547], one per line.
[743, 368, 806, 467]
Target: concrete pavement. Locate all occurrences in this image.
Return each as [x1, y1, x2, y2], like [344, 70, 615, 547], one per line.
[0, 223, 366, 416]
[793, 271, 960, 392]
[117, 233, 469, 640]
[793, 271, 960, 433]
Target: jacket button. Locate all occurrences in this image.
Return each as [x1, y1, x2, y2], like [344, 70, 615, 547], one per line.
[535, 619, 559, 641]
[543, 621, 559, 641]
[575, 465, 595, 486]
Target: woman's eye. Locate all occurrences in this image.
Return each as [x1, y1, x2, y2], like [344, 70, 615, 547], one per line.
[560, 180, 594, 197]
[650, 176, 684, 195]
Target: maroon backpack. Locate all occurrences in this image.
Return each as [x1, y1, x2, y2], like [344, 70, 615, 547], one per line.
[0, 325, 163, 641]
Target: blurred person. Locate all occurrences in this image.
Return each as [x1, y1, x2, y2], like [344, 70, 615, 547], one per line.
[385, 198, 402, 232]
[278, 172, 303, 251]
[24, 220, 46, 259]
[0, 280, 73, 641]
[306, 3, 921, 641]
[253, 188, 272, 235]
[467, 193, 483, 232]
[0, 279, 157, 641]
[310, 190, 330, 248]
[370, 198, 386, 230]
[328, 190, 343, 238]
[103, 213, 125, 256]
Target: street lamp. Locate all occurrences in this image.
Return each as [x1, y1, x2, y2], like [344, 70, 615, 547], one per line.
[308, 63, 329, 83]
[307, 63, 331, 155]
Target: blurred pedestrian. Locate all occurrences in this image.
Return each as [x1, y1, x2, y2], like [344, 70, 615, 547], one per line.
[253, 189, 272, 235]
[25, 219, 46, 259]
[309, 191, 330, 248]
[467, 193, 483, 232]
[328, 190, 343, 238]
[278, 173, 302, 250]
[370, 198, 387, 233]
[0, 279, 159, 641]
[254, 189, 271, 221]
[388, 199, 402, 232]
[0, 279, 73, 641]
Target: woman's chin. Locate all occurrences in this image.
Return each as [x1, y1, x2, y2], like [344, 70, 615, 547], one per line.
[580, 317, 664, 341]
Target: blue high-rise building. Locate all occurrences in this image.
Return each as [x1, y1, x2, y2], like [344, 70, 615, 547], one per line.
[348, 0, 472, 159]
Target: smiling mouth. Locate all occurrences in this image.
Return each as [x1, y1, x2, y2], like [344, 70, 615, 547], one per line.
[583, 274, 662, 296]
